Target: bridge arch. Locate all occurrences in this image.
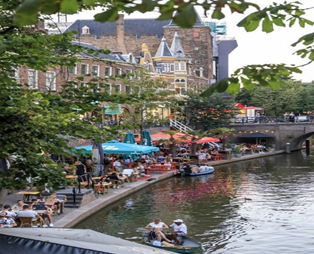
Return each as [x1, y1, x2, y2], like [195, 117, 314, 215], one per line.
[226, 123, 314, 151]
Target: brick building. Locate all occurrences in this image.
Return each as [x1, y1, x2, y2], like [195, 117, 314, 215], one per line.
[65, 12, 214, 81]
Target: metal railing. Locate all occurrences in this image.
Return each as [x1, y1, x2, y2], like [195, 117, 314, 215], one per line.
[170, 119, 193, 133]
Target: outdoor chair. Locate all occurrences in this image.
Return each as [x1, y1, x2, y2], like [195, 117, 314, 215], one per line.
[110, 179, 121, 189]
[18, 217, 43, 227]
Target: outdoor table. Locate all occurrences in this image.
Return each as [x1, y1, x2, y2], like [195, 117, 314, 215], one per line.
[148, 164, 167, 174]
[17, 191, 41, 203]
[94, 182, 111, 194]
[66, 175, 77, 181]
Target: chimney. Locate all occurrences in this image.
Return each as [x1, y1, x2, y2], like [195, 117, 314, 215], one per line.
[116, 14, 127, 54]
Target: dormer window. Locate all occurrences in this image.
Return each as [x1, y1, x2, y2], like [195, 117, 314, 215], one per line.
[82, 26, 90, 34]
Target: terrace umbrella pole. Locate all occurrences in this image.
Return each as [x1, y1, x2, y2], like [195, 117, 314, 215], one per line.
[72, 187, 76, 205]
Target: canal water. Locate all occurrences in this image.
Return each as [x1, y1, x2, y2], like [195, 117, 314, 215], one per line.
[75, 151, 314, 253]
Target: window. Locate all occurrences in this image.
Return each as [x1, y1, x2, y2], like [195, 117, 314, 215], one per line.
[114, 84, 121, 93]
[81, 64, 89, 75]
[105, 67, 112, 77]
[115, 68, 122, 77]
[174, 62, 186, 71]
[125, 85, 132, 95]
[125, 69, 132, 79]
[46, 71, 56, 90]
[104, 84, 111, 94]
[28, 69, 38, 89]
[82, 26, 90, 34]
[92, 65, 100, 76]
[68, 64, 77, 74]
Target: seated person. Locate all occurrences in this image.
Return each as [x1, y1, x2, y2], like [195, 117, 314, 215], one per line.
[145, 218, 171, 243]
[46, 191, 62, 214]
[182, 164, 192, 175]
[113, 159, 123, 172]
[109, 172, 124, 188]
[16, 204, 45, 227]
[31, 199, 54, 227]
[0, 204, 16, 218]
[12, 200, 24, 213]
[199, 164, 207, 172]
[191, 165, 200, 173]
[167, 219, 188, 245]
[0, 212, 17, 227]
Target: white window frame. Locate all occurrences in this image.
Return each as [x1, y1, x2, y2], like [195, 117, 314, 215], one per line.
[68, 64, 77, 75]
[125, 85, 132, 95]
[125, 69, 133, 80]
[104, 83, 111, 94]
[175, 62, 186, 71]
[115, 68, 122, 77]
[114, 84, 121, 93]
[105, 67, 112, 77]
[28, 69, 38, 89]
[46, 71, 56, 91]
[92, 65, 100, 76]
[81, 64, 89, 75]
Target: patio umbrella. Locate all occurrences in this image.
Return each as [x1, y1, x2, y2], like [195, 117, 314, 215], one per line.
[75, 142, 159, 155]
[92, 142, 104, 177]
[151, 132, 192, 142]
[141, 130, 153, 146]
[123, 131, 136, 144]
[196, 137, 221, 144]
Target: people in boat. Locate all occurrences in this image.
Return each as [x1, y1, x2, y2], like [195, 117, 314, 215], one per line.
[182, 163, 192, 175]
[191, 165, 200, 173]
[167, 219, 188, 245]
[199, 164, 207, 172]
[145, 218, 171, 243]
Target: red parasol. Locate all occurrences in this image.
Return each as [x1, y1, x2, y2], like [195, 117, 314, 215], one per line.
[196, 137, 220, 144]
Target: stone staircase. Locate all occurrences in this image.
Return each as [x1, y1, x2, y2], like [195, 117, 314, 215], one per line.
[42, 188, 95, 209]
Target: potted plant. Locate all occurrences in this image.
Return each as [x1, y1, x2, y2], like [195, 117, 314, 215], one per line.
[233, 145, 243, 158]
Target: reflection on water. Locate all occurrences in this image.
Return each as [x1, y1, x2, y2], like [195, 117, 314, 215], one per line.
[75, 151, 314, 253]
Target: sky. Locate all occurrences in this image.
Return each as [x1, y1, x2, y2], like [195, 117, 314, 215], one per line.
[62, 0, 314, 82]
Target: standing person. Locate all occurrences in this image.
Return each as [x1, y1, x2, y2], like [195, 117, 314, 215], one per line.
[167, 219, 188, 244]
[75, 160, 87, 182]
[145, 218, 172, 243]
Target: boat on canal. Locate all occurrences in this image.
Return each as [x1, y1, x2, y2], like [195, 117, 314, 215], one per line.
[174, 165, 215, 176]
[142, 232, 203, 253]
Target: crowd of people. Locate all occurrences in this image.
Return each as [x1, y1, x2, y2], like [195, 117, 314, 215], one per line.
[0, 191, 65, 228]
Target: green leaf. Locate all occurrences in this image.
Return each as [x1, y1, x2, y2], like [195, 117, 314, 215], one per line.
[135, 0, 156, 13]
[94, 8, 119, 22]
[268, 80, 281, 89]
[174, 5, 197, 28]
[60, 0, 79, 14]
[41, 0, 60, 14]
[289, 18, 296, 27]
[83, 0, 96, 5]
[216, 79, 228, 93]
[272, 17, 285, 27]
[262, 16, 273, 33]
[225, 83, 240, 94]
[245, 19, 260, 32]
[15, 0, 42, 26]
[212, 8, 225, 19]
[309, 51, 314, 61]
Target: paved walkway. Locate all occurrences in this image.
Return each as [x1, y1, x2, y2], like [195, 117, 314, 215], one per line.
[4, 149, 285, 228]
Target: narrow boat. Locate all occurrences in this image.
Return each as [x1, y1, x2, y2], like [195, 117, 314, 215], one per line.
[174, 166, 215, 176]
[142, 232, 203, 253]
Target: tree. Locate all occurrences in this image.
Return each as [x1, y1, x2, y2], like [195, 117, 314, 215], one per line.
[183, 92, 237, 130]
[14, 1, 314, 96]
[235, 80, 314, 115]
[119, 70, 177, 137]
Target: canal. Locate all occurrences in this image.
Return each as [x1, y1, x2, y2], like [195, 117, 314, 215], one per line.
[75, 151, 314, 253]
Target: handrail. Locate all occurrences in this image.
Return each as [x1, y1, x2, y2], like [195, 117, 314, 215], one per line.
[169, 119, 193, 133]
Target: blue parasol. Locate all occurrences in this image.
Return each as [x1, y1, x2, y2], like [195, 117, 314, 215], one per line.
[123, 131, 136, 144]
[141, 130, 153, 146]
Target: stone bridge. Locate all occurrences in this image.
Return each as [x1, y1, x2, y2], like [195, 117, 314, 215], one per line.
[226, 122, 314, 151]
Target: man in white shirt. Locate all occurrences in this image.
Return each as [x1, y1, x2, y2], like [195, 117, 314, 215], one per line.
[113, 159, 122, 172]
[16, 204, 45, 227]
[168, 219, 188, 245]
